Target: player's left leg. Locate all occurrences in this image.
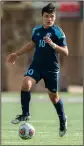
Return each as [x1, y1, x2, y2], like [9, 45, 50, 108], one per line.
[48, 91, 67, 137]
[43, 71, 67, 137]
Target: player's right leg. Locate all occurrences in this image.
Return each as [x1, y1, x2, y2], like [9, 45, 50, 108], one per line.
[11, 76, 36, 124]
[11, 65, 41, 124]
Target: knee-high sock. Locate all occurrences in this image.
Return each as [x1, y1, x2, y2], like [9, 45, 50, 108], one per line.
[53, 99, 66, 123]
[21, 90, 31, 116]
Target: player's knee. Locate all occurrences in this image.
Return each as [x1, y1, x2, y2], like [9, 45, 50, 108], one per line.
[21, 82, 31, 91]
[48, 91, 59, 103]
[21, 83, 30, 91]
[21, 78, 32, 91]
[50, 95, 59, 103]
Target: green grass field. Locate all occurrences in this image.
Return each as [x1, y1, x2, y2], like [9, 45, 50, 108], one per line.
[1, 92, 83, 145]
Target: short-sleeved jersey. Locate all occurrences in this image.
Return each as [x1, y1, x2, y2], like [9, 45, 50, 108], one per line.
[32, 25, 67, 72]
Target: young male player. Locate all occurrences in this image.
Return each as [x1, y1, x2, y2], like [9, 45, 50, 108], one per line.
[7, 3, 69, 137]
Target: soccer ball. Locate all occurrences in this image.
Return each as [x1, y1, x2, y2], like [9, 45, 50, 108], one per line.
[18, 122, 35, 140]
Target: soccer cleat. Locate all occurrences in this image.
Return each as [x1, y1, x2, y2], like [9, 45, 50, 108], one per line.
[11, 114, 31, 124]
[59, 116, 67, 137]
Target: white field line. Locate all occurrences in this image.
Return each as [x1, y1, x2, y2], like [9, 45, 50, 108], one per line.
[3, 131, 51, 134]
[1, 97, 83, 103]
[2, 120, 58, 124]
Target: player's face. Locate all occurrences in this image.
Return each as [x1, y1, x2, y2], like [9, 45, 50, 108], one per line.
[42, 12, 56, 28]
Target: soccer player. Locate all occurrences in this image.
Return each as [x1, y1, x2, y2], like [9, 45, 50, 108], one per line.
[7, 3, 68, 137]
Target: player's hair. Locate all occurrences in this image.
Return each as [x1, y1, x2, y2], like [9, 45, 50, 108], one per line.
[42, 3, 56, 16]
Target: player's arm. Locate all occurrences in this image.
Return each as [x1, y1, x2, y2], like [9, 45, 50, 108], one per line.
[44, 37, 68, 56]
[15, 41, 35, 56]
[7, 41, 35, 64]
[51, 42, 68, 56]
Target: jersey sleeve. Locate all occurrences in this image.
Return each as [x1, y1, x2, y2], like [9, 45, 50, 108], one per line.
[58, 37, 67, 47]
[55, 27, 67, 47]
[32, 28, 36, 43]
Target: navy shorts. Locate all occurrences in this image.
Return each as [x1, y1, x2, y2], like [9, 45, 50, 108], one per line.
[24, 64, 59, 93]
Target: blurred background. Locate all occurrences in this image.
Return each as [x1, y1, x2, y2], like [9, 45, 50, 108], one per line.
[1, 1, 83, 93]
[1, 1, 83, 145]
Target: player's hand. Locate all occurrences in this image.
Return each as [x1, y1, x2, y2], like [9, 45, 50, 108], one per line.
[7, 53, 19, 64]
[43, 36, 53, 45]
[44, 36, 57, 49]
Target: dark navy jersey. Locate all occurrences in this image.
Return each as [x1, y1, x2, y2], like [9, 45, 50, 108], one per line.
[32, 25, 67, 72]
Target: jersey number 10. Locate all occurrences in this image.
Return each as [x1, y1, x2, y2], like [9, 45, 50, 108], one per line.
[39, 39, 45, 47]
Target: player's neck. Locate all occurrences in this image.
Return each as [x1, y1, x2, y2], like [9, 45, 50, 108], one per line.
[43, 24, 54, 29]
[43, 25, 50, 29]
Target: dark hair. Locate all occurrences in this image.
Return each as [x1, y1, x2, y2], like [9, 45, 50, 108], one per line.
[42, 3, 56, 16]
